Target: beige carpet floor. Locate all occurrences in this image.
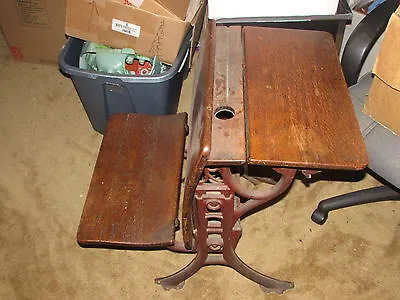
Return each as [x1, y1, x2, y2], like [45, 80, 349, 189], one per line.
[0, 34, 399, 300]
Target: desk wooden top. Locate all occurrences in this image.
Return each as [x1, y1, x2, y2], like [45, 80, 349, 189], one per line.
[209, 26, 368, 171]
[244, 27, 367, 170]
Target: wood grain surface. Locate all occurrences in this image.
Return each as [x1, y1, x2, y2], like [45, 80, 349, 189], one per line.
[208, 25, 246, 165]
[77, 113, 187, 248]
[243, 27, 368, 170]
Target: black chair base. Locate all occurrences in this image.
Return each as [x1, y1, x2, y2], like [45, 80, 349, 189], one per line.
[311, 186, 400, 225]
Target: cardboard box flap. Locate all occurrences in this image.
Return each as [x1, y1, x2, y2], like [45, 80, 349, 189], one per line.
[372, 8, 400, 91]
[155, 0, 190, 20]
[186, 0, 203, 23]
[119, 0, 179, 19]
[187, 0, 206, 66]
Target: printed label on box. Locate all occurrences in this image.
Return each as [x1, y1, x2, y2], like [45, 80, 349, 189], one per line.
[111, 18, 141, 38]
[15, 0, 51, 28]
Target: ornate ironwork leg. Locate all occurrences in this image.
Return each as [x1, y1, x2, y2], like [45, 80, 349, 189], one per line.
[213, 181, 294, 294]
[223, 246, 294, 294]
[156, 167, 296, 293]
[155, 251, 207, 290]
[155, 182, 226, 290]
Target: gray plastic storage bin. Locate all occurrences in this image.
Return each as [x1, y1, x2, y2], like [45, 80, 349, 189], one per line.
[59, 33, 191, 134]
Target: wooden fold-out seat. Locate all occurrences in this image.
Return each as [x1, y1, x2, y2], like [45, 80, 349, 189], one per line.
[77, 113, 188, 248]
[77, 16, 213, 251]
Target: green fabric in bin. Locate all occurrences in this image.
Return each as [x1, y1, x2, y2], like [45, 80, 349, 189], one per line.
[79, 41, 170, 75]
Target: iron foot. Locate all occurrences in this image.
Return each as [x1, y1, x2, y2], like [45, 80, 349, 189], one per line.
[259, 281, 294, 294]
[155, 278, 185, 291]
[154, 252, 206, 291]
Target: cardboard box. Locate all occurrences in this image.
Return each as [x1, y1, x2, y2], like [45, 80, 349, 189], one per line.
[0, 0, 66, 64]
[364, 6, 400, 136]
[65, 0, 204, 64]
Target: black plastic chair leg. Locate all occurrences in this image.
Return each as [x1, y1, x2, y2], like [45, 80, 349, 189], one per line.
[311, 186, 400, 225]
